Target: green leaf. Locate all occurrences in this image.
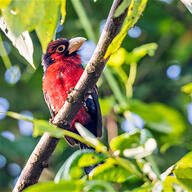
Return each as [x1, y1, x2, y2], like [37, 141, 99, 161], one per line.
[89, 158, 136, 183]
[36, 0, 60, 53]
[163, 176, 188, 192]
[85, 180, 117, 192]
[129, 100, 186, 137]
[0, 0, 11, 9]
[0, 17, 35, 69]
[105, 0, 148, 59]
[75, 123, 107, 153]
[125, 43, 158, 64]
[2, 0, 45, 36]
[114, 0, 132, 18]
[107, 48, 127, 67]
[78, 152, 106, 167]
[181, 83, 192, 95]
[33, 120, 65, 138]
[110, 130, 152, 152]
[55, 149, 102, 182]
[60, 0, 66, 24]
[110, 131, 141, 152]
[173, 152, 192, 190]
[23, 180, 85, 192]
[110, 130, 156, 159]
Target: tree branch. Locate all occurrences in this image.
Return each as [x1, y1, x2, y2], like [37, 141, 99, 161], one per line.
[13, 1, 127, 191]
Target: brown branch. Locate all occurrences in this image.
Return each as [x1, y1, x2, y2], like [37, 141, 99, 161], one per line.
[13, 1, 127, 191]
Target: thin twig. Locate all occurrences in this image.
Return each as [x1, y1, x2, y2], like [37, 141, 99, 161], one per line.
[13, 1, 127, 191]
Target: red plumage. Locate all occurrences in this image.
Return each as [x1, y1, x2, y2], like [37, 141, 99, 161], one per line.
[42, 37, 102, 147]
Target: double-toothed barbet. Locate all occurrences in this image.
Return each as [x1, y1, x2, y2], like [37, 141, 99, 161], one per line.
[42, 37, 102, 149]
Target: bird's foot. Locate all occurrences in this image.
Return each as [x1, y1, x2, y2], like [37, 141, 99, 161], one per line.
[66, 87, 78, 95]
[49, 118, 54, 123]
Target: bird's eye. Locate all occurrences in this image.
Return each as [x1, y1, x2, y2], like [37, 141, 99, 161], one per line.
[56, 45, 66, 53]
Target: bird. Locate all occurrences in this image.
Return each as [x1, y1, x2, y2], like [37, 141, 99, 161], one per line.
[42, 37, 102, 149]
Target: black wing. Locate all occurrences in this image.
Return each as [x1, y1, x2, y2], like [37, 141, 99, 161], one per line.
[85, 87, 102, 137]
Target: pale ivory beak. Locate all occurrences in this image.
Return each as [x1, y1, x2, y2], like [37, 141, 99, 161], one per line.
[68, 37, 87, 54]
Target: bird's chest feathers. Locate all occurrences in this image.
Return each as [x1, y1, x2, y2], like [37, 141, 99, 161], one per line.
[43, 62, 83, 111]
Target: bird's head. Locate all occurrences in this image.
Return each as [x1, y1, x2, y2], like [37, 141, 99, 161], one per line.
[42, 37, 86, 71]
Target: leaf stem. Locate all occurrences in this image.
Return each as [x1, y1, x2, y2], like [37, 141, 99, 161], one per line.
[71, 0, 96, 42]
[104, 67, 127, 106]
[126, 62, 137, 98]
[115, 156, 143, 179]
[0, 32, 12, 69]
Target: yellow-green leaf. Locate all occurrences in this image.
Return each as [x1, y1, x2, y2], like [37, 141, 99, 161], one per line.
[163, 176, 186, 192]
[107, 48, 127, 67]
[36, 0, 60, 53]
[33, 120, 64, 138]
[78, 152, 106, 167]
[2, 0, 45, 36]
[60, 0, 66, 24]
[0, 0, 11, 9]
[89, 158, 135, 183]
[23, 180, 85, 192]
[173, 152, 192, 190]
[181, 83, 192, 95]
[104, 0, 148, 59]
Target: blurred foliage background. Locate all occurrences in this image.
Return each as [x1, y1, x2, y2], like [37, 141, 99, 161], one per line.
[0, 0, 192, 191]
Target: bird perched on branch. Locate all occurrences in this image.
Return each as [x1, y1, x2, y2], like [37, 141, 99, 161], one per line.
[42, 37, 102, 149]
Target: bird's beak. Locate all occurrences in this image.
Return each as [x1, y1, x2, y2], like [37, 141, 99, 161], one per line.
[68, 37, 86, 54]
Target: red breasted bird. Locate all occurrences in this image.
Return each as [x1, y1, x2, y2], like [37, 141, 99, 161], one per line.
[42, 37, 102, 148]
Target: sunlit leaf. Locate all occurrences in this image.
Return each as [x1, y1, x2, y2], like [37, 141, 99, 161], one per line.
[125, 43, 158, 64]
[114, 0, 132, 18]
[23, 180, 85, 192]
[163, 176, 187, 192]
[55, 149, 104, 182]
[181, 83, 192, 95]
[60, 0, 66, 24]
[110, 130, 156, 158]
[85, 180, 117, 192]
[173, 152, 192, 190]
[89, 158, 136, 183]
[107, 48, 127, 67]
[33, 120, 64, 138]
[78, 152, 106, 167]
[36, 0, 60, 53]
[105, 0, 148, 59]
[0, 0, 11, 9]
[75, 123, 107, 152]
[0, 17, 35, 69]
[2, 0, 45, 36]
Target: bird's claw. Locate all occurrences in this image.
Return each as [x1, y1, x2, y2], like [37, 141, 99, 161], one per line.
[49, 118, 54, 123]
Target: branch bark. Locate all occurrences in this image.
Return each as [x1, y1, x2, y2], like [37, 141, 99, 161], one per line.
[13, 1, 127, 191]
